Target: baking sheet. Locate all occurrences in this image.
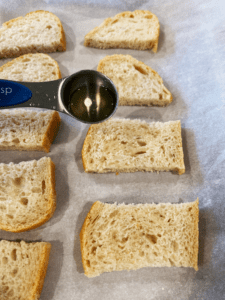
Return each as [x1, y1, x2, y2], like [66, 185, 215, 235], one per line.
[0, 0, 225, 299]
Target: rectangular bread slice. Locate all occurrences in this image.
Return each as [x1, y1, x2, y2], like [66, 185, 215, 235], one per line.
[82, 119, 185, 175]
[84, 10, 160, 53]
[97, 54, 172, 106]
[0, 109, 61, 152]
[0, 53, 61, 82]
[0, 157, 56, 232]
[0, 240, 51, 300]
[80, 199, 199, 277]
[0, 10, 66, 59]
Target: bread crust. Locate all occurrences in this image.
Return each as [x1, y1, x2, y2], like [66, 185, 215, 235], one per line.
[191, 198, 199, 271]
[30, 242, 52, 300]
[84, 10, 160, 52]
[0, 10, 66, 59]
[42, 111, 61, 152]
[0, 158, 56, 233]
[0, 53, 62, 81]
[79, 201, 103, 277]
[97, 54, 173, 106]
[81, 126, 93, 171]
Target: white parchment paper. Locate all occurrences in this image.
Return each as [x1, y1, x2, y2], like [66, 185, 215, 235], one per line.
[0, 0, 225, 299]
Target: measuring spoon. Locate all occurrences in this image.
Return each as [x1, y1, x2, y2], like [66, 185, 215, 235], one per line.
[0, 70, 119, 124]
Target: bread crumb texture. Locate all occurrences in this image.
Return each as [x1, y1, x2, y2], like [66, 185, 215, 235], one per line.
[0, 53, 61, 82]
[97, 54, 172, 106]
[0, 109, 61, 152]
[0, 240, 51, 300]
[80, 199, 199, 277]
[82, 119, 185, 174]
[0, 157, 56, 232]
[0, 10, 66, 59]
[84, 10, 160, 52]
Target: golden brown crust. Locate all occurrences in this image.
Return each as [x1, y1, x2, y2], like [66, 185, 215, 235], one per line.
[79, 201, 103, 277]
[30, 242, 52, 300]
[0, 10, 66, 59]
[176, 121, 185, 175]
[84, 10, 160, 52]
[81, 126, 93, 172]
[0, 158, 56, 233]
[0, 53, 62, 80]
[192, 198, 199, 271]
[42, 111, 61, 153]
[97, 54, 173, 106]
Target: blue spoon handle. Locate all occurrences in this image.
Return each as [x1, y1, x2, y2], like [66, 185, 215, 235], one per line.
[0, 79, 62, 110]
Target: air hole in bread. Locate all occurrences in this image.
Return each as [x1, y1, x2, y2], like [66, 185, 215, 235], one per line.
[159, 94, 163, 100]
[139, 251, 145, 257]
[169, 258, 175, 266]
[10, 129, 16, 133]
[152, 88, 157, 93]
[11, 249, 17, 261]
[134, 151, 146, 155]
[86, 260, 91, 267]
[52, 72, 56, 75]
[121, 237, 128, 243]
[12, 138, 20, 144]
[11, 268, 18, 277]
[20, 198, 28, 206]
[133, 65, 148, 75]
[121, 141, 127, 144]
[46, 25, 52, 29]
[7, 214, 14, 219]
[146, 234, 157, 244]
[42, 180, 46, 195]
[2, 257, 8, 264]
[130, 14, 134, 18]
[13, 177, 22, 186]
[137, 141, 146, 147]
[91, 247, 97, 254]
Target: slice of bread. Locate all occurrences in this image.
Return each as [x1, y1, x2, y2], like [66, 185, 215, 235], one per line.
[84, 10, 160, 52]
[82, 119, 185, 175]
[0, 240, 51, 299]
[80, 199, 199, 277]
[0, 157, 56, 232]
[0, 109, 61, 152]
[0, 10, 66, 59]
[97, 54, 172, 106]
[0, 53, 61, 82]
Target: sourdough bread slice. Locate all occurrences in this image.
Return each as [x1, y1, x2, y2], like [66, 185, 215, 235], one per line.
[84, 10, 160, 52]
[0, 53, 61, 82]
[0, 157, 56, 232]
[0, 109, 61, 152]
[82, 119, 185, 175]
[0, 10, 66, 59]
[0, 240, 51, 300]
[80, 199, 199, 277]
[97, 54, 172, 106]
